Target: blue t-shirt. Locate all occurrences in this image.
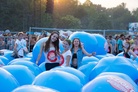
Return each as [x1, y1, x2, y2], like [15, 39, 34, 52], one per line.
[117, 39, 123, 51]
[71, 48, 84, 68]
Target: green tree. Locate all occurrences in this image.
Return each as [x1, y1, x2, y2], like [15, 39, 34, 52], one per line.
[57, 15, 81, 29]
[132, 8, 138, 21]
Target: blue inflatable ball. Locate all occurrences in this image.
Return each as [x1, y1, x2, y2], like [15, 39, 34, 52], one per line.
[78, 62, 98, 82]
[32, 37, 64, 65]
[32, 71, 82, 92]
[95, 55, 106, 60]
[0, 59, 5, 67]
[2, 49, 14, 61]
[0, 68, 19, 92]
[92, 34, 107, 55]
[95, 54, 115, 60]
[3, 65, 35, 86]
[89, 57, 138, 81]
[81, 56, 99, 65]
[69, 32, 98, 53]
[24, 52, 33, 58]
[8, 58, 31, 65]
[12, 85, 59, 92]
[106, 53, 115, 57]
[117, 52, 124, 56]
[0, 56, 9, 65]
[39, 62, 46, 71]
[9, 61, 42, 76]
[82, 73, 138, 92]
[32, 37, 48, 64]
[126, 58, 138, 71]
[98, 72, 138, 87]
[51, 66, 87, 85]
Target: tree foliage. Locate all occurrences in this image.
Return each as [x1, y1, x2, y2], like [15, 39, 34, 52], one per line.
[0, 0, 138, 31]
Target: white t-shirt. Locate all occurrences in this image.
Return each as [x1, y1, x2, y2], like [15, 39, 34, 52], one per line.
[15, 39, 25, 56]
[61, 50, 72, 66]
[44, 47, 60, 63]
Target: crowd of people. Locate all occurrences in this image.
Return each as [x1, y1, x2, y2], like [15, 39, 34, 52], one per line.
[105, 34, 138, 60]
[0, 31, 138, 70]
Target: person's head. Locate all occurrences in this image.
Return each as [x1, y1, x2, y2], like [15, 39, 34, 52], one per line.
[18, 32, 24, 40]
[44, 31, 59, 54]
[63, 39, 71, 50]
[120, 34, 124, 40]
[49, 31, 59, 43]
[72, 38, 81, 47]
[60, 34, 66, 41]
[124, 41, 130, 50]
[71, 38, 82, 51]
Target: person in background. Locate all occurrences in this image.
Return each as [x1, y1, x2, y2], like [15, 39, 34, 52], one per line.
[14, 32, 26, 58]
[117, 34, 124, 53]
[123, 41, 137, 60]
[61, 39, 72, 66]
[109, 35, 116, 55]
[30, 36, 37, 52]
[0, 36, 5, 50]
[131, 36, 138, 56]
[36, 31, 60, 70]
[59, 34, 68, 41]
[71, 38, 96, 69]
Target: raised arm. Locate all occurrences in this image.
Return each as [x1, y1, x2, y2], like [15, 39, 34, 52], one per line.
[81, 44, 96, 57]
[129, 49, 137, 60]
[65, 55, 71, 66]
[36, 42, 44, 64]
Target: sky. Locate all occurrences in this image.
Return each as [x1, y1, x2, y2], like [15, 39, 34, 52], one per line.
[80, 0, 138, 11]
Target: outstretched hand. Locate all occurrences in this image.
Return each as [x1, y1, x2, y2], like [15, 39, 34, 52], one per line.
[92, 52, 96, 56]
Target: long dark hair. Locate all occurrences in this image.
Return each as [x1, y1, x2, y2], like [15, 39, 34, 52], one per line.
[125, 41, 131, 52]
[44, 31, 59, 55]
[71, 38, 82, 51]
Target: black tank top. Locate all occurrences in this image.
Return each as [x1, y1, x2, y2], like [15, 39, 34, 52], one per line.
[123, 51, 130, 58]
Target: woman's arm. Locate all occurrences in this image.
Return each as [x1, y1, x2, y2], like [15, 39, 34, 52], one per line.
[65, 55, 71, 66]
[36, 42, 44, 64]
[129, 49, 137, 60]
[81, 45, 96, 57]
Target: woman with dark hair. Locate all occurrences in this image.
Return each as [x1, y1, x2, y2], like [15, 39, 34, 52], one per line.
[36, 31, 60, 70]
[123, 41, 137, 60]
[71, 38, 96, 69]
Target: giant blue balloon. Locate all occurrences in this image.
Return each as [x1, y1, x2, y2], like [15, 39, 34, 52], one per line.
[32, 37, 48, 64]
[51, 66, 87, 85]
[92, 34, 107, 55]
[8, 58, 32, 65]
[0, 59, 5, 67]
[89, 56, 138, 81]
[32, 37, 64, 65]
[32, 71, 82, 92]
[24, 52, 33, 58]
[39, 62, 46, 71]
[12, 85, 59, 92]
[2, 49, 14, 61]
[9, 60, 42, 76]
[0, 56, 9, 65]
[3, 65, 35, 86]
[95, 54, 115, 60]
[69, 32, 98, 53]
[81, 56, 99, 65]
[0, 68, 19, 92]
[82, 73, 138, 92]
[78, 62, 98, 82]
